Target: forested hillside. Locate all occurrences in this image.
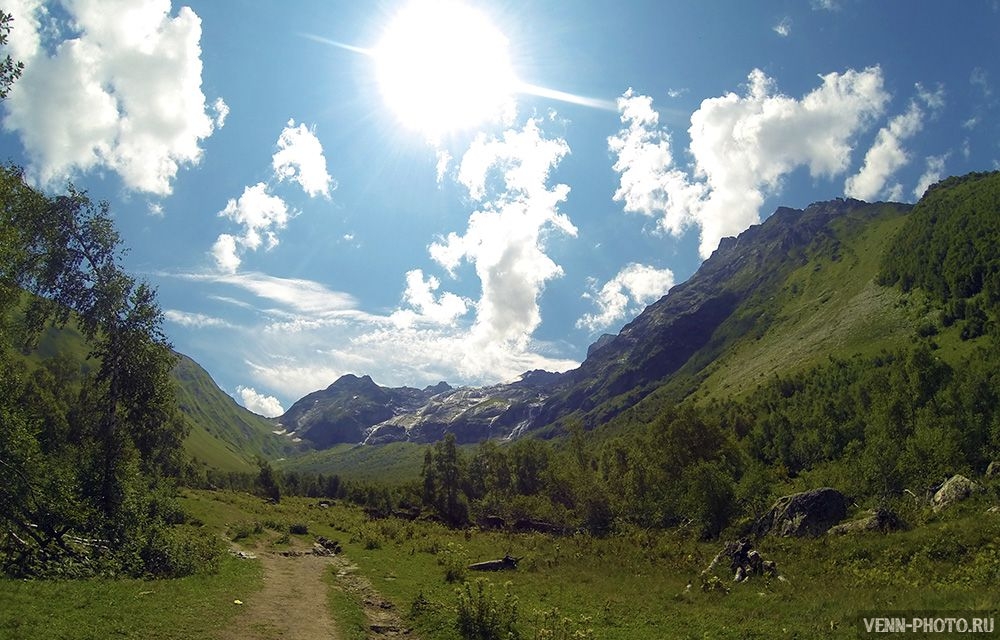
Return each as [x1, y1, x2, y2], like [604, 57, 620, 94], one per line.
[0, 166, 222, 578]
[333, 172, 1000, 540]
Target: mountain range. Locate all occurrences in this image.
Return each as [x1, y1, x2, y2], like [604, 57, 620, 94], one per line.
[268, 195, 926, 448]
[24, 171, 998, 470]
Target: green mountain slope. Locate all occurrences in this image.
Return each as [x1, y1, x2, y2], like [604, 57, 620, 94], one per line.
[14, 315, 292, 472]
[581, 172, 1000, 441]
[171, 353, 297, 471]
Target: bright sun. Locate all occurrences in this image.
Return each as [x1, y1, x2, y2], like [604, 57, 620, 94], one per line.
[374, 0, 518, 139]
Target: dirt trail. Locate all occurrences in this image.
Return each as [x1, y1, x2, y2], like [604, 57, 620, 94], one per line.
[219, 542, 415, 640]
[219, 550, 340, 640]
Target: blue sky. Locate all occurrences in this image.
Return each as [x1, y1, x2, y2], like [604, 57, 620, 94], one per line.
[1, 0, 998, 417]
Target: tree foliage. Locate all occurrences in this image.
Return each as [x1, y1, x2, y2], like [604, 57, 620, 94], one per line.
[0, 10, 24, 100]
[0, 166, 196, 577]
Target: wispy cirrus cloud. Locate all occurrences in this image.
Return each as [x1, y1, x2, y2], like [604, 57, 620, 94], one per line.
[610, 67, 890, 257]
[2, 0, 225, 195]
[164, 309, 236, 329]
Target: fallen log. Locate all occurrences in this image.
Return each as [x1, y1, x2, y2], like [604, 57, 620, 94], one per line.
[468, 554, 520, 571]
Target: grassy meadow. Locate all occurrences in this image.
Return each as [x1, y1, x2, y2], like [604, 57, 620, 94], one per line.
[2, 487, 998, 639]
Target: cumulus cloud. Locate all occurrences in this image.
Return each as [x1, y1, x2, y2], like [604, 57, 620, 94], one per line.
[2, 0, 222, 195]
[235, 385, 284, 418]
[608, 89, 705, 236]
[212, 97, 230, 129]
[272, 119, 335, 198]
[844, 102, 924, 201]
[432, 118, 577, 356]
[913, 154, 949, 200]
[610, 67, 889, 257]
[211, 234, 242, 273]
[391, 269, 469, 328]
[211, 120, 333, 272]
[212, 183, 292, 272]
[845, 86, 944, 202]
[577, 263, 675, 332]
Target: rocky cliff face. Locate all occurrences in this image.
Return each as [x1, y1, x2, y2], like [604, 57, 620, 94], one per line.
[276, 371, 559, 446]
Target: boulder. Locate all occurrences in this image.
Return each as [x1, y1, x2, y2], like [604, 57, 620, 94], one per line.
[986, 461, 1000, 478]
[932, 474, 979, 512]
[753, 487, 847, 537]
[828, 508, 903, 535]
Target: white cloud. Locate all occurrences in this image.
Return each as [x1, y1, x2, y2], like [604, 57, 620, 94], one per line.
[970, 67, 992, 98]
[812, 0, 840, 10]
[181, 270, 359, 317]
[608, 89, 705, 236]
[434, 118, 577, 357]
[211, 121, 334, 272]
[435, 149, 452, 184]
[610, 67, 889, 258]
[577, 263, 675, 332]
[391, 269, 469, 328]
[212, 97, 230, 129]
[773, 17, 792, 37]
[211, 234, 241, 273]
[913, 154, 948, 200]
[272, 119, 335, 198]
[212, 182, 292, 272]
[164, 309, 235, 329]
[235, 385, 284, 418]
[844, 100, 924, 201]
[2, 0, 222, 195]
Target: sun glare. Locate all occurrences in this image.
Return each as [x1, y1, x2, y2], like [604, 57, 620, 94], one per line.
[374, 0, 518, 140]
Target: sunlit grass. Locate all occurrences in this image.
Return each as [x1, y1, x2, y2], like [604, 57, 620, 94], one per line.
[0, 556, 261, 640]
[184, 490, 1000, 640]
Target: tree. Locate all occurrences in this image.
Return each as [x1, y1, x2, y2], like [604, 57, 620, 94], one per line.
[0, 10, 24, 100]
[0, 166, 194, 575]
[256, 457, 281, 503]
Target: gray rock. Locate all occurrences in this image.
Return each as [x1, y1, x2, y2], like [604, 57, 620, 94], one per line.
[986, 461, 1000, 477]
[828, 508, 903, 535]
[932, 475, 979, 512]
[753, 487, 847, 537]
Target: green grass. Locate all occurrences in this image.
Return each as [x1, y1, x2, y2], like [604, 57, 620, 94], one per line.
[279, 440, 435, 483]
[167, 490, 1000, 640]
[325, 570, 369, 640]
[0, 556, 261, 640]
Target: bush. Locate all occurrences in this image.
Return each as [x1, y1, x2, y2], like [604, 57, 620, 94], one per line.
[456, 579, 520, 640]
[440, 542, 468, 583]
[289, 522, 309, 535]
[135, 525, 225, 578]
[229, 520, 263, 541]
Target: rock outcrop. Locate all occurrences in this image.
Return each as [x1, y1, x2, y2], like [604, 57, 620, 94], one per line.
[753, 487, 847, 537]
[932, 475, 979, 512]
[828, 508, 903, 535]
